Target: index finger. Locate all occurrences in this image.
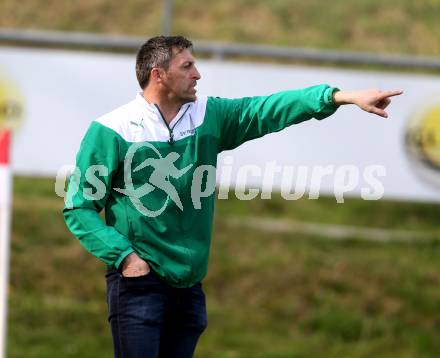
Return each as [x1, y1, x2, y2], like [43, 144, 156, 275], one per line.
[380, 90, 404, 99]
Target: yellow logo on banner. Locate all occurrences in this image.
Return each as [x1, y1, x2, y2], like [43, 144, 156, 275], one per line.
[0, 74, 24, 131]
[405, 103, 440, 186]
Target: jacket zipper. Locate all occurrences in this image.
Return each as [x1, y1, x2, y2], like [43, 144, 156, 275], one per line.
[154, 104, 190, 145]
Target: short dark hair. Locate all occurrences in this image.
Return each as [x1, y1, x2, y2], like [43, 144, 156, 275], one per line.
[135, 36, 193, 89]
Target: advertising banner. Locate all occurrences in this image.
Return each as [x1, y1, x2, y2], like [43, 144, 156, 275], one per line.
[1, 46, 439, 202]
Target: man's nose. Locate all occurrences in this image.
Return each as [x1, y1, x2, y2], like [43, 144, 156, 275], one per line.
[192, 66, 201, 80]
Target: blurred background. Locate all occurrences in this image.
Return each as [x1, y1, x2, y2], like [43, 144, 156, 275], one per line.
[1, 0, 440, 357]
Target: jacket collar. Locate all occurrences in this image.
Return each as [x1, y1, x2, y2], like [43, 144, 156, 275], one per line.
[134, 92, 194, 125]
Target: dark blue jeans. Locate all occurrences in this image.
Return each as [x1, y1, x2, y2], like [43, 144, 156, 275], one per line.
[105, 268, 208, 358]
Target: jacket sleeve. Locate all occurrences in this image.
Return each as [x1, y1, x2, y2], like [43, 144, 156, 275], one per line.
[210, 84, 340, 152]
[63, 122, 134, 268]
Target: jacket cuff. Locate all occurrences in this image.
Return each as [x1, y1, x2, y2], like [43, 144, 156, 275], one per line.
[114, 247, 135, 269]
[323, 86, 340, 109]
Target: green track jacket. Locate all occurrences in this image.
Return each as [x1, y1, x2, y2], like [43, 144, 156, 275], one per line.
[63, 84, 339, 287]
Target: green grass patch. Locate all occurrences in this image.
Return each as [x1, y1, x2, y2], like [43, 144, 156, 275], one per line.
[1, 0, 440, 57]
[6, 176, 440, 357]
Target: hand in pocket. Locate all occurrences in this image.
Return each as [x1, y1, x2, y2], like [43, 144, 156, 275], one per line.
[120, 252, 150, 277]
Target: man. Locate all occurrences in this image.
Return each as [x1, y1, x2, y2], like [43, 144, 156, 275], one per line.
[63, 36, 402, 357]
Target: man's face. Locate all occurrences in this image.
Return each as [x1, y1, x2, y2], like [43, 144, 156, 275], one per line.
[160, 48, 201, 103]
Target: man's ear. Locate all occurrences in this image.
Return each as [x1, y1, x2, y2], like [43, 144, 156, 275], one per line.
[150, 68, 162, 83]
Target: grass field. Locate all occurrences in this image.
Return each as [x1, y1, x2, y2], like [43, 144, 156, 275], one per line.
[7, 176, 440, 357]
[1, 0, 440, 57]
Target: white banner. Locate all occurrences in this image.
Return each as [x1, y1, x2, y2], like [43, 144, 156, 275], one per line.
[1, 46, 440, 202]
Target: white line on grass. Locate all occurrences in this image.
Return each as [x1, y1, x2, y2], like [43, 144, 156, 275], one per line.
[225, 217, 440, 242]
